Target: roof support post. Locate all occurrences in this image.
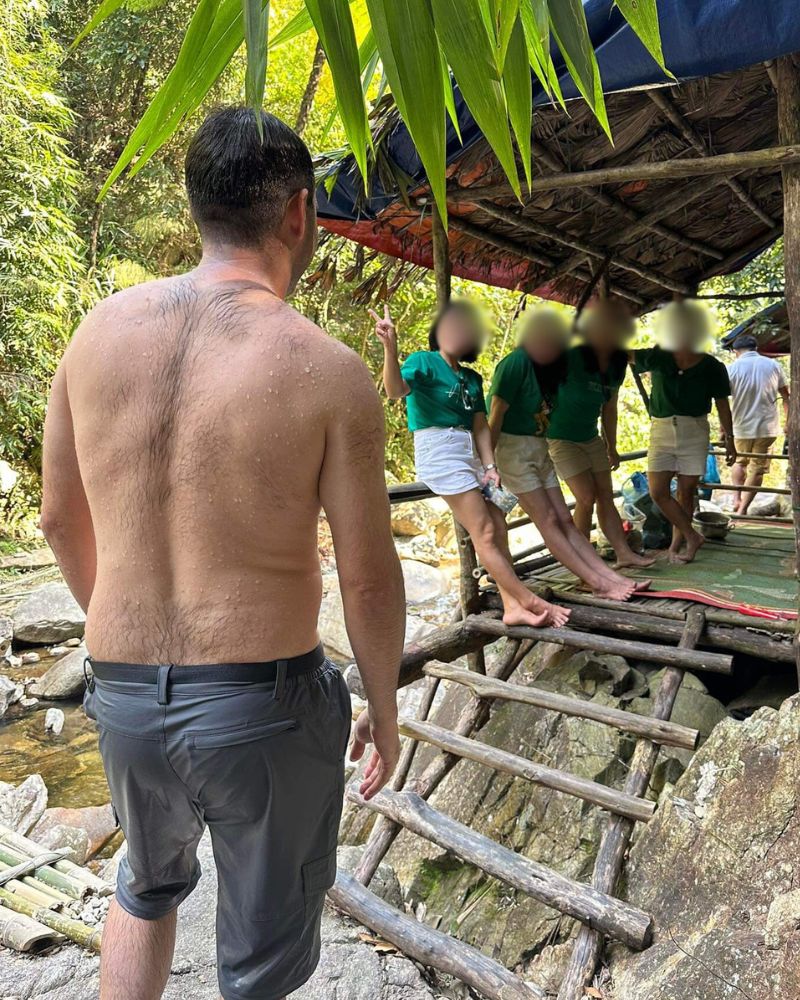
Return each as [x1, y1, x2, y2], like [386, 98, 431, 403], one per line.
[777, 54, 800, 684]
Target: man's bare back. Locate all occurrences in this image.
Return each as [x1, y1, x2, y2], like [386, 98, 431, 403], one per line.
[59, 272, 368, 664]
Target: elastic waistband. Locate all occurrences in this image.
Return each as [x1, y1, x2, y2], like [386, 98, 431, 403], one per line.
[88, 643, 326, 685]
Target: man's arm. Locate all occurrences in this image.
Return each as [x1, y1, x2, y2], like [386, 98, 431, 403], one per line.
[319, 351, 404, 799]
[41, 364, 97, 612]
[715, 397, 737, 465]
[779, 384, 790, 425]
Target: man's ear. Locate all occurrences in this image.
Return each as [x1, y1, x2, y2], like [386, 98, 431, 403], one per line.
[281, 188, 310, 249]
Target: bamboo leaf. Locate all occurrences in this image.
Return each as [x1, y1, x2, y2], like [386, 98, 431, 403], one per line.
[519, 0, 565, 107]
[268, 5, 315, 48]
[72, 0, 127, 47]
[548, 0, 609, 138]
[440, 44, 461, 142]
[494, 0, 520, 70]
[503, 14, 532, 187]
[365, 0, 447, 222]
[304, 0, 370, 187]
[430, 0, 520, 199]
[614, 0, 667, 72]
[242, 0, 270, 117]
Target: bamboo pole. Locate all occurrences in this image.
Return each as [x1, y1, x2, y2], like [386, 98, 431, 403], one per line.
[356, 639, 532, 885]
[0, 825, 113, 896]
[349, 788, 653, 950]
[466, 615, 733, 675]
[0, 909, 63, 954]
[558, 608, 706, 999]
[0, 857, 76, 906]
[0, 845, 89, 901]
[0, 867, 64, 909]
[701, 481, 790, 495]
[329, 871, 544, 1000]
[449, 144, 800, 196]
[777, 55, 800, 681]
[349, 702, 655, 823]
[0, 888, 102, 952]
[422, 661, 699, 750]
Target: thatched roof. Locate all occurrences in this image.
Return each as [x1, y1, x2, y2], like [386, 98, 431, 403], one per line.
[316, 1, 800, 313]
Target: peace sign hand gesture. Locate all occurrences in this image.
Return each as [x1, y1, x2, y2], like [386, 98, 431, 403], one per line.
[369, 305, 397, 357]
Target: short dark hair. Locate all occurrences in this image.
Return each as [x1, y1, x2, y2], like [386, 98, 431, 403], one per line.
[733, 333, 759, 352]
[428, 300, 483, 363]
[185, 106, 315, 246]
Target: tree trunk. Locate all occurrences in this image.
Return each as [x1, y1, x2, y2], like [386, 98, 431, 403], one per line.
[295, 40, 326, 136]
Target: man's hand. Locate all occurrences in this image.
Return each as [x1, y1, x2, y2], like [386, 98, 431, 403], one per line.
[349, 708, 401, 800]
[369, 305, 398, 356]
[724, 437, 737, 466]
[482, 466, 501, 488]
[607, 446, 621, 471]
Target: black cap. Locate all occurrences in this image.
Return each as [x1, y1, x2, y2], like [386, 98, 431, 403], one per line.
[733, 333, 759, 351]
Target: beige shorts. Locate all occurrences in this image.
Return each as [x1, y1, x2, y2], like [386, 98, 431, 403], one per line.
[548, 436, 611, 480]
[734, 436, 775, 474]
[495, 433, 559, 494]
[648, 415, 709, 477]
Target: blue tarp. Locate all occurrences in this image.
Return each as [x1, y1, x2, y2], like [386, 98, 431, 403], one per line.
[317, 0, 800, 223]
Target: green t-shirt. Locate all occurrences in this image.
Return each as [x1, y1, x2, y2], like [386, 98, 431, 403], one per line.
[400, 351, 486, 432]
[487, 347, 548, 437]
[546, 346, 627, 442]
[633, 347, 730, 417]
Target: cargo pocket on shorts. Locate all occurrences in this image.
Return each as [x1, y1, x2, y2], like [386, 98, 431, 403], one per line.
[302, 847, 337, 917]
[191, 717, 297, 749]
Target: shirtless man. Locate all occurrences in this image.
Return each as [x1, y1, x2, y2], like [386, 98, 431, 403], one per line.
[41, 107, 404, 1000]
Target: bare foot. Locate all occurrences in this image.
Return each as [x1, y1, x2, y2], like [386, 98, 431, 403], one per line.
[592, 579, 637, 601]
[633, 579, 652, 592]
[503, 605, 550, 629]
[614, 550, 656, 569]
[668, 547, 689, 564]
[683, 530, 706, 563]
[546, 604, 571, 628]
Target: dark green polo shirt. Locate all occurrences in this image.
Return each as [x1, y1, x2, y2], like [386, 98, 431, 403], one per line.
[488, 347, 548, 437]
[546, 346, 627, 442]
[400, 351, 486, 431]
[633, 347, 730, 417]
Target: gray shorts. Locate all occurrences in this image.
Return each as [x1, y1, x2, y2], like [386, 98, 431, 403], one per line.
[83, 646, 351, 1000]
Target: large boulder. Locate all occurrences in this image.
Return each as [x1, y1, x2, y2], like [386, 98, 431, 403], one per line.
[0, 774, 48, 834]
[31, 804, 117, 860]
[0, 835, 437, 1000]
[391, 498, 449, 538]
[400, 560, 449, 605]
[29, 643, 89, 700]
[12, 583, 85, 645]
[0, 675, 18, 718]
[609, 696, 800, 999]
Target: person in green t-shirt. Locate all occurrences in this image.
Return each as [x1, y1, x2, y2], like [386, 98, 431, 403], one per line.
[547, 301, 654, 571]
[488, 308, 645, 601]
[373, 300, 569, 630]
[632, 300, 737, 564]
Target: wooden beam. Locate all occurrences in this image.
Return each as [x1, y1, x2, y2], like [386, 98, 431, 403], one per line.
[349, 788, 654, 950]
[475, 201, 695, 296]
[329, 871, 545, 1000]
[355, 638, 532, 886]
[558, 608, 707, 999]
[465, 615, 733, 674]
[647, 89, 776, 228]
[431, 200, 451, 309]
[422, 661, 699, 750]
[450, 144, 800, 195]
[777, 55, 800, 680]
[701, 481, 790, 495]
[360, 709, 656, 823]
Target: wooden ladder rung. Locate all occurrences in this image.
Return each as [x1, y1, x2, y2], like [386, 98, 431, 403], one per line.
[349, 701, 655, 823]
[423, 661, 699, 750]
[349, 787, 653, 951]
[329, 870, 545, 1000]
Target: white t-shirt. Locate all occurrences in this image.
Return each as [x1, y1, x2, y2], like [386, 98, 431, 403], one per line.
[726, 351, 788, 438]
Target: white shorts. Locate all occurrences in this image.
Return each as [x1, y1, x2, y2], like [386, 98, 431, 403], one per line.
[414, 427, 484, 496]
[495, 433, 559, 494]
[648, 415, 710, 477]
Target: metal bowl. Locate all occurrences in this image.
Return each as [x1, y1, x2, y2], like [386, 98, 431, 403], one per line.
[692, 510, 731, 540]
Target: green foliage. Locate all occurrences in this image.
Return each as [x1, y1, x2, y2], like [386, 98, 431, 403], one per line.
[0, 0, 84, 475]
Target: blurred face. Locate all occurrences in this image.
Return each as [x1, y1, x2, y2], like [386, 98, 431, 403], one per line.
[580, 300, 633, 353]
[519, 310, 569, 365]
[437, 307, 484, 359]
[657, 303, 709, 353]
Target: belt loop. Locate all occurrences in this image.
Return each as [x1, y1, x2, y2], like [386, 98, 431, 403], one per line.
[157, 664, 173, 706]
[83, 656, 95, 693]
[274, 660, 287, 701]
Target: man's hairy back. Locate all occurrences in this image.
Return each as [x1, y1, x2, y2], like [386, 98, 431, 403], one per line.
[63, 273, 366, 664]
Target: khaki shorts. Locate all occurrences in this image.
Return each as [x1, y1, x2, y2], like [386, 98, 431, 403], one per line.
[649, 415, 709, 477]
[734, 436, 776, 474]
[496, 433, 559, 494]
[548, 435, 611, 480]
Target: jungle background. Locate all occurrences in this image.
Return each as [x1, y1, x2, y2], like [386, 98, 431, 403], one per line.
[0, 0, 787, 541]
